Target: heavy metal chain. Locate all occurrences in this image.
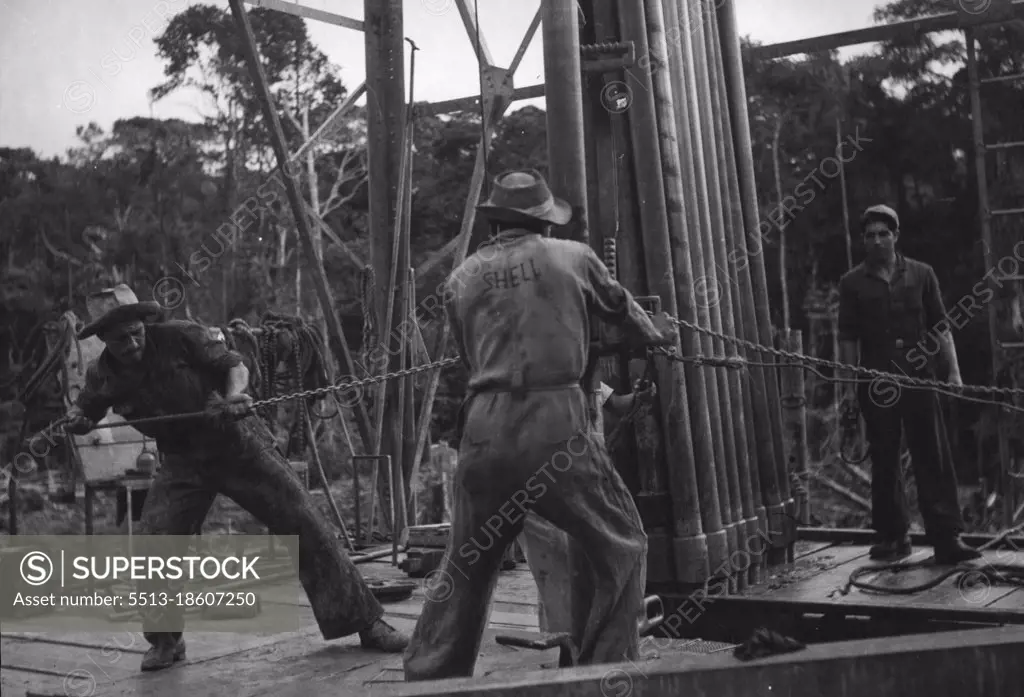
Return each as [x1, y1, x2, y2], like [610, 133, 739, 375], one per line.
[249, 356, 460, 410]
[663, 313, 1024, 399]
[58, 356, 462, 434]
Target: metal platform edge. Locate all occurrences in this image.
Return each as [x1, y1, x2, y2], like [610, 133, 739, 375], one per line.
[797, 526, 1024, 550]
[350, 625, 1024, 697]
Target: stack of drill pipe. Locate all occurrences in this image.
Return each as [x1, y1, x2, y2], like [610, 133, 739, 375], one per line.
[704, 0, 768, 583]
[688, 0, 761, 586]
[654, 0, 746, 593]
[618, 0, 731, 592]
[713, 0, 795, 563]
[609, 0, 716, 588]
[581, 4, 680, 586]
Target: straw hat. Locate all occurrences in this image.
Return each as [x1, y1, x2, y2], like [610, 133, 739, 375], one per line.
[78, 284, 165, 340]
[476, 169, 572, 226]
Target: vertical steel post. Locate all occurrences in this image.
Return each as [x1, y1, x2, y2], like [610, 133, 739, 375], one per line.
[364, 0, 406, 538]
[542, 0, 589, 239]
[966, 30, 1013, 526]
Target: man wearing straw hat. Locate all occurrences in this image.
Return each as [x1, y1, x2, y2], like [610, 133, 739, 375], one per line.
[64, 284, 409, 672]
[403, 170, 677, 681]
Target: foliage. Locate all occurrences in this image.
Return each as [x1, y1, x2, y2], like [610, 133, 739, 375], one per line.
[3, 0, 1023, 514]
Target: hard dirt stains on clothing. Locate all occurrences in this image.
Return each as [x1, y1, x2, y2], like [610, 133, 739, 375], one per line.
[75, 320, 251, 454]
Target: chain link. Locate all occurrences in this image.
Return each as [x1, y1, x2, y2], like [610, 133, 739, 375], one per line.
[663, 313, 1024, 400]
[248, 356, 461, 410]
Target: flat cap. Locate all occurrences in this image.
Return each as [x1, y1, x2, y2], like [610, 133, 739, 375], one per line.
[860, 204, 899, 230]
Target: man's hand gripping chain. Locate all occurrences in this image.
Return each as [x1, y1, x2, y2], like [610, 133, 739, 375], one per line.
[54, 394, 254, 441]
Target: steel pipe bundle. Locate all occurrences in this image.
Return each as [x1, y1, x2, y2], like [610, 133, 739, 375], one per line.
[573, 0, 794, 593]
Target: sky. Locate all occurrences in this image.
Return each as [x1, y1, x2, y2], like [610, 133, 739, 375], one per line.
[0, 0, 890, 159]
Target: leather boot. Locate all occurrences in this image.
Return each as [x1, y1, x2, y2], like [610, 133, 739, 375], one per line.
[869, 535, 912, 561]
[141, 637, 186, 672]
[359, 619, 410, 653]
[933, 535, 982, 565]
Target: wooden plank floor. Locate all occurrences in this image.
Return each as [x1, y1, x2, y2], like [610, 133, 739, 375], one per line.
[1, 559, 541, 697]
[7, 542, 1024, 696]
[746, 541, 1024, 616]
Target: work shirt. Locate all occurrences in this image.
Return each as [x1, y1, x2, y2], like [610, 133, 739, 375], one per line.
[74, 320, 253, 455]
[837, 254, 946, 372]
[445, 230, 657, 448]
[445, 230, 652, 392]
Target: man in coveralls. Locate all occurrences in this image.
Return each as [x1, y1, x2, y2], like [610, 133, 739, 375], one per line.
[64, 285, 410, 672]
[403, 170, 677, 681]
[520, 379, 656, 635]
[838, 205, 981, 564]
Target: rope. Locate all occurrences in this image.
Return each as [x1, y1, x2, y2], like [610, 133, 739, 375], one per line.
[830, 521, 1024, 598]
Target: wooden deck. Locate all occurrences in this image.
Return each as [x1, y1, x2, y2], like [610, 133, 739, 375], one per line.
[1, 560, 554, 697]
[7, 541, 1024, 696]
[712, 540, 1024, 629]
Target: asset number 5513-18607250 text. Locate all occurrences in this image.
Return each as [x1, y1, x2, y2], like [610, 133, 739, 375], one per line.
[125, 591, 258, 608]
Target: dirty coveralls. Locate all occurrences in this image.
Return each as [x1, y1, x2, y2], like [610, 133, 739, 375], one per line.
[403, 230, 655, 681]
[74, 320, 385, 648]
[519, 383, 620, 634]
[838, 254, 966, 541]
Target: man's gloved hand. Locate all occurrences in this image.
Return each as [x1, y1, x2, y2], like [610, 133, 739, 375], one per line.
[207, 393, 254, 420]
[65, 415, 96, 435]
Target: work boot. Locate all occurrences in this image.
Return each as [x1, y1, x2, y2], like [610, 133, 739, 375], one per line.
[933, 536, 982, 565]
[359, 619, 409, 653]
[140, 637, 186, 672]
[869, 535, 912, 561]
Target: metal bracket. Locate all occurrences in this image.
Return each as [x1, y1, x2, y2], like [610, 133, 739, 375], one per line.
[481, 65, 514, 113]
[580, 40, 636, 72]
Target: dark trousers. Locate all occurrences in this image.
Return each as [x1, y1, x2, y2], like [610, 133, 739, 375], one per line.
[137, 418, 383, 648]
[859, 383, 964, 541]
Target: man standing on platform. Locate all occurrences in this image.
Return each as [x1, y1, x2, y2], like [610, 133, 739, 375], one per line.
[403, 170, 676, 681]
[64, 285, 409, 673]
[837, 205, 981, 564]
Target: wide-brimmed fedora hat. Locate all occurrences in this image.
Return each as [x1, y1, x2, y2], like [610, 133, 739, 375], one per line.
[78, 284, 165, 340]
[476, 169, 572, 226]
